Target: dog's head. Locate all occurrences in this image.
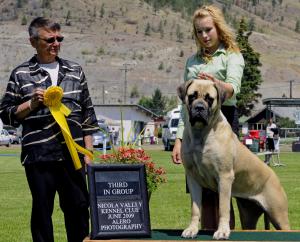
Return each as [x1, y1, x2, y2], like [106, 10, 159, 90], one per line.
[177, 79, 226, 127]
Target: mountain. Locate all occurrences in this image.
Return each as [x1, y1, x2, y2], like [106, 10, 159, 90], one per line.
[0, 0, 300, 113]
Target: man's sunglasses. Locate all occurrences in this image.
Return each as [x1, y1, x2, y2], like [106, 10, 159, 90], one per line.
[38, 36, 64, 44]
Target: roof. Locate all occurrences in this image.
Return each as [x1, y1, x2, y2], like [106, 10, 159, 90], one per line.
[263, 98, 300, 107]
[93, 104, 160, 118]
[244, 107, 282, 124]
[239, 98, 300, 124]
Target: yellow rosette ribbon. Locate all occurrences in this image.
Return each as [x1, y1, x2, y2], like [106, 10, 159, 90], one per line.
[43, 86, 93, 170]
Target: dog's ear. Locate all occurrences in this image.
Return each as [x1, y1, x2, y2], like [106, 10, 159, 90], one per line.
[177, 83, 186, 103]
[177, 80, 193, 103]
[214, 82, 227, 105]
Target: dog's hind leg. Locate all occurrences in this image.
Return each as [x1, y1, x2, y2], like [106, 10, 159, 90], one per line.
[264, 205, 290, 230]
[261, 181, 290, 230]
[236, 197, 263, 229]
[264, 212, 270, 230]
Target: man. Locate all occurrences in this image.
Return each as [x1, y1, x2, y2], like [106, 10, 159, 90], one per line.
[265, 118, 277, 164]
[266, 118, 277, 148]
[0, 17, 98, 242]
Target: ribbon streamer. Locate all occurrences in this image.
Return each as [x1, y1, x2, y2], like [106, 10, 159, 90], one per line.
[44, 86, 93, 170]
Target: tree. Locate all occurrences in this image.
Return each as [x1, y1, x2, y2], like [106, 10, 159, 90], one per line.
[295, 20, 300, 33]
[145, 22, 151, 36]
[248, 17, 256, 31]
[272, 0, 276, 9]
[158, 20, 164, 39]
[21, 15, 27, 25]
[138, 89, 167, 115]
[100, 3, 105, 18]
[130, 85, 140, 98]
[151, 88, 166, 115]
[138, 96, 152, 110]
[236, 18, 263, 117]
[65, 10, 71, 26]
[158, 61, 164, 70]
[41, 0, 51, 8]
[93, 6, 97, 18]
[179, 50, 184, 57]
[277, 117, 296, 128]
[143, 0, 212, 16]
[153, 1, 159, 15]
[17, 0, 23, 8]
[165, 96, 179, 111]
[176, 24, 184, 42]
[223, 0, 232, 10]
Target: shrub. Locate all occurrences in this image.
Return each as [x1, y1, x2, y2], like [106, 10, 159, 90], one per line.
[158, 62, 164, 70]
[21, 15, 27, 25]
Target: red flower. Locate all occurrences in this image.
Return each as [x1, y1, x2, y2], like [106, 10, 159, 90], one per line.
[97, 147, 166, 194]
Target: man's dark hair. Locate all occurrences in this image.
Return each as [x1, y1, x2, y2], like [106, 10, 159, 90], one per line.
[28, 17, 61, 38]
[271, 128, 279, 135]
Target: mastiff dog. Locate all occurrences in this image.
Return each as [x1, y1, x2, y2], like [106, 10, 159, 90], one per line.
[178, 79, 290, 240]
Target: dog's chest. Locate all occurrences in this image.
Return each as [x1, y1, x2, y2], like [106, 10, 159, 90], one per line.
[183, 143, 219, 189]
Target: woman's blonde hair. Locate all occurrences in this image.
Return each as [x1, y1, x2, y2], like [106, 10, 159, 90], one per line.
[193, 5, 240, 53]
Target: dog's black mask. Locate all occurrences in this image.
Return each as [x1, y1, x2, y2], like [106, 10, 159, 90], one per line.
[189, 101, 210, 126]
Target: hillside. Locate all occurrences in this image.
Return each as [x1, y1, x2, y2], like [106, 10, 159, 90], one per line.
[0, 0, 300, 113]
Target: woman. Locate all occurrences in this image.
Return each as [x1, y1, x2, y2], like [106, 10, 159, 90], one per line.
[172, 5, 245, 229]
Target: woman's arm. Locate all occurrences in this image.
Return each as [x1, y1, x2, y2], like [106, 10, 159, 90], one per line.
[198, 52, 245, 100]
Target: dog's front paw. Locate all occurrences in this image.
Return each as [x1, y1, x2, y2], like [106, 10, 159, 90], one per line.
[213, 227, 230, 240]
[181, 226, 199, 238]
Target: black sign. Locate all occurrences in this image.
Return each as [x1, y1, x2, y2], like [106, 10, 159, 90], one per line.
[87, 164, 151, 239]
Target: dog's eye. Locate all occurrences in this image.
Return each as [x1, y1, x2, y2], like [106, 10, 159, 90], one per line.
[188, 95, 195, 104]
[188, 91, 197, 104]
[205, 94, 214, 107]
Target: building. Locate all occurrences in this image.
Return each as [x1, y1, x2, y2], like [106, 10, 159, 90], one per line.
[242, 108, 281, 132]
[263, 98, 300, 125]
[93, 104, 160, 144]
[243, 98, 300, 129]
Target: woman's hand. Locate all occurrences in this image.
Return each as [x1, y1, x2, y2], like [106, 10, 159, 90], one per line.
[198, 72, 219, 84]
[198, 72, 233, 99]
[172, 138, 182, 164]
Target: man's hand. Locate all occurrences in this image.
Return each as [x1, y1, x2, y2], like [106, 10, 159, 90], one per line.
[15, 88, 45, 119]
[30, 88, 45, 110]
[84, 135, 94, 166]
[172, 138, 182, 164]
[84, 155, 93, 165]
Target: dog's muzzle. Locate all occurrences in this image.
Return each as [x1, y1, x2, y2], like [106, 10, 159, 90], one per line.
[189, 102, 209, 126]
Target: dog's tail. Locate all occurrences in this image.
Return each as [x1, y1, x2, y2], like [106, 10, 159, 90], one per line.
[264, 212, 270, 230]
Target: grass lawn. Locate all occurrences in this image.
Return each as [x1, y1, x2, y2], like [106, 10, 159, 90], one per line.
[0, 146, 299, 241]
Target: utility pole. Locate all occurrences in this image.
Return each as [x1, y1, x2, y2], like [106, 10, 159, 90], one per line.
[289, 80, 294, 98]
[102, 85, 105, 104]
[120, 63, 133, 104]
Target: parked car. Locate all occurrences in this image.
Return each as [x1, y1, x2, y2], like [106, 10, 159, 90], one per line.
[92, 123, 111, 150]
[0, 129, 11, 147]
[162, 107, 180, 151]
[7, 129, 21, 144]
[243, 130, 266, 152]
